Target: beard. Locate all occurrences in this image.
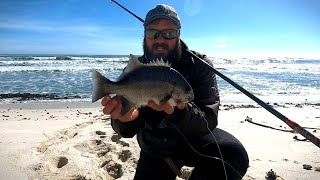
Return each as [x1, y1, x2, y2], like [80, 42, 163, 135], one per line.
[143, 38, 182, 64]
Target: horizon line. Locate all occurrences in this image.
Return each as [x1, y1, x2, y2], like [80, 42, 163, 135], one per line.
[1, 53, 320, 59]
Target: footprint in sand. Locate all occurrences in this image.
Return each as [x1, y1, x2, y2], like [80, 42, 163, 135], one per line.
[118, 149, 132, 162]
[48, 156, 68, 172]
[100, 159, 123, 179]
[111, 133, 129, 147]
[73, 139, 111, 154]
[56, 121, 95, 141]
[97, 150, 110, 158]
[111, 133, 121, 142]
[94, 132, 135, 179]
[96, 130, 107, 138]
[89, 139, 102, 147]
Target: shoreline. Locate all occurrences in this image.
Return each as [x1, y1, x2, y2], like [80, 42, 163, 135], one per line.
[0, 100, 319, 179]
[0, 99, 101, 109]
[1, 92, 320, 108]
[1, 97, 319, 109]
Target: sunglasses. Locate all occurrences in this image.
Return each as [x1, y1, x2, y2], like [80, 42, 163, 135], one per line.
[145, 29, 180, 40]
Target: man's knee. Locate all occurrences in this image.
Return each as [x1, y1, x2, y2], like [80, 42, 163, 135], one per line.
[193, 130, 249, 179]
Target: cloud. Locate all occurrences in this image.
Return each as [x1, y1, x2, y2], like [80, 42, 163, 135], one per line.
[0, 20, 101, 34]
[0, 18, 140, 39]
[0, 34, 143, 55]
[0, 20, 143, 54]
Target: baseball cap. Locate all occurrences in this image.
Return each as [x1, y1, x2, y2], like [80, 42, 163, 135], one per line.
[144, 4, 181, 28]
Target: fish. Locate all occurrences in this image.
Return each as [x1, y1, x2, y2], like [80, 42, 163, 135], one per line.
[92, 54, 194, 115]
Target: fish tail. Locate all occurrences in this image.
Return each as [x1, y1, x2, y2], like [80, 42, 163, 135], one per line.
[92, 70, 112, 102]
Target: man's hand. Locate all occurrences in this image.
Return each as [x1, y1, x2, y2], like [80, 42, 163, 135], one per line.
[101, 95, 139, 122]
[147, 100, 185, 114]
[101, 95, 185, 121]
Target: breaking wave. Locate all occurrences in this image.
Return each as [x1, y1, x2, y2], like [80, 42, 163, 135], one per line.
[1, 54, 319, 104]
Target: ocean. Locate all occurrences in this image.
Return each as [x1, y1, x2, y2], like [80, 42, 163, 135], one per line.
[1, 54, 319, 105]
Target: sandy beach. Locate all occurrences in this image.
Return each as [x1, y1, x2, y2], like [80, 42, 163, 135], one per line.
[0, 101, 319, 180]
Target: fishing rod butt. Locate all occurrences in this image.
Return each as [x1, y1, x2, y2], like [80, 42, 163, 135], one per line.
[286, 119, 320, 148]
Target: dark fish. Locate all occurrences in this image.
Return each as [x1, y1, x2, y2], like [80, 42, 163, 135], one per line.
[92, 54, 194, 115]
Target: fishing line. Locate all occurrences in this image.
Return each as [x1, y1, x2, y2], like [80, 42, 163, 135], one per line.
[193, 103, 228, 179]
[166, 103, 244, 180]
[166, 107, 244, 179]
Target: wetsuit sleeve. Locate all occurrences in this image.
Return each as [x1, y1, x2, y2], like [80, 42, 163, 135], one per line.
[166, 54, 220, 139]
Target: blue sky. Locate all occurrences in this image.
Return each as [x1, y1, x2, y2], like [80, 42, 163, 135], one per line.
[0, 0, 319, 57]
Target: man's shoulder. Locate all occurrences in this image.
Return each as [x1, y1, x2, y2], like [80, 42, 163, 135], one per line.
[189, 50, 207, 59]
[186, 49, 213, 66]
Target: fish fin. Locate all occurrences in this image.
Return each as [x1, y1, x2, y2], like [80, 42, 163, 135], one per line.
[117, 54, 143, 81]
[147, 58, 171, 67]
[92, 70, 111, 102]
[120, 97, 136, 116]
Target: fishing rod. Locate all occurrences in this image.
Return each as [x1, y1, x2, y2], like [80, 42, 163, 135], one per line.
[110, 0, 320, 148]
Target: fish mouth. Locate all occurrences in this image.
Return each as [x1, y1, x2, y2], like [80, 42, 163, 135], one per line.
[185, 94, 194, 102]
[174, 96, 193, 104]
